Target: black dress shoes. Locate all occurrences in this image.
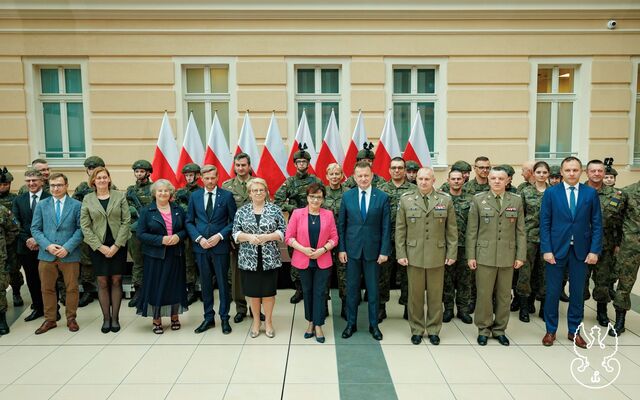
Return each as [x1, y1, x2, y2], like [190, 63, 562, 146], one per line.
[411, 335, 422, 345]
[194, 320, 215, 334]
[443, 309, 454, 323]
[377, 305, 387, 323]
[457, 312, 473, 324]
[24, 309, 44, 322]
[428, 335, 440, 345]
[78, 291, 94, 307]
[477, 335, 488, 346]
[233, 313, 246, 323]
[495, 335, 510, 346]
[221, 320, 232, 334]
[341, 325, 357, 339]
[369, 326, 383, 341]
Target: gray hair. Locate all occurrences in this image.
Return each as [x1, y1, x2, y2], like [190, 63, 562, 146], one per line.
[326, 163, 343, 175]
[150, 179, 175, 198]
[24, 168, 43, 179]
[247, 177, 269, 193]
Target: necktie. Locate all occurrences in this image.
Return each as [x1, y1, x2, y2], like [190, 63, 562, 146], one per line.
[206, 192, 214, 218]
[360, 191, 367, 221]
[423, 194, 429, 210]
[55, 199, 61, 224]
[496, 195, 501, 210]
[31, 194, 37, 211]
[569, 186, 576, 218]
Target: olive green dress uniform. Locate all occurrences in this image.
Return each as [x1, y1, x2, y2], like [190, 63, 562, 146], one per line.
[443, 192, 473, 316]
[0, 204, 19, 333]
[125, 180, 153, 288]
[0, 186, 22, 297]
[175, 180, 203, 301]
[462, 178, 489, 307]
[323, 184, 348, 301]
[221, 176, 251, 316]
[396, 190, 458, 337]
[516, 184, 548, 301]
[466, 191, 526, 338]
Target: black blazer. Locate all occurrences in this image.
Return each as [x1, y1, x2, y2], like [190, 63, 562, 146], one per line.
[137, 201, 188, 260]
[13, 191, 51, 255]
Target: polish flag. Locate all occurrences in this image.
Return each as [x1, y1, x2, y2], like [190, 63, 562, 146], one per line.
[150, 112, 180, 186]
[176, 113, 205, 187]
[286, 110, 317, 176]
[343, 111, 367, 178]
[372, 111, 402, 180]
[256, 113, 288, 197]
[315, 110, 344, 184]
[403, 112, 432, 167]
[204, 112, 233, 186]
[234, 112, 260, 176]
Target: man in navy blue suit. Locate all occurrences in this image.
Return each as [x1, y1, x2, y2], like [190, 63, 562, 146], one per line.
[186, 165, 237, 334]
[540, 156, 602, 348]
[338, 161, 391, 341]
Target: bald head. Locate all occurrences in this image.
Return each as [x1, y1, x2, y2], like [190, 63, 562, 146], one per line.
[416, 167, 435, 195]
[521, 161, 535, 183]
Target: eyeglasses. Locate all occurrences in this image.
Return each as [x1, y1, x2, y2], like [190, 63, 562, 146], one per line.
[50, 184, 66, 189]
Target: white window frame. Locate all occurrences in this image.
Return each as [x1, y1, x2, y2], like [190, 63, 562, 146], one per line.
[286, 58, 350, 151]
[23, 58, 91, 167]
[174, 57, 237, 146]
[630, 58, 640, 166]
[529, 58, 591, 162]
[384, 58, 447, 167]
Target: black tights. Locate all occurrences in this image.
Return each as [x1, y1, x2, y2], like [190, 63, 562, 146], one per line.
[97, 275, 123, 322]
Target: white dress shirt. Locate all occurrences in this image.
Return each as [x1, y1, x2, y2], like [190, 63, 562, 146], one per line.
[203, 187, 217, 210]
[563, 182, 579, 208]
[358, 185, 372, 213]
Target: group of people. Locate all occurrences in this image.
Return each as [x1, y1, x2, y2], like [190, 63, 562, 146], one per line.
[0, 146, 637, 349]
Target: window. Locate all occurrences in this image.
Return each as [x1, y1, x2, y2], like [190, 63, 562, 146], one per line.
[37, 66, 86, 159]
[534, 66, 578, 160]
[634, 66, 640, 165]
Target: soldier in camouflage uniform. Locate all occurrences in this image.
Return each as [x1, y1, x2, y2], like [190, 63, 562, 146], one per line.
[603, 166, 620, 299]
[439, 160, 472, 192]
[603, 167, 618, 188]
[0, 168, 23, 307]
[18, 159, 51, 195]
[548, 165, 562, 186]
[126, 160, 153, 307]
[344, 143, 386, 189]
[379, 157, 416, 321]
[274, 144, 322, 304]
[516, 161, 535, 193]
[0, 203, 19, 334]
[498, 164, 518, 194]
[443, 169, 474, 324]
[175, 163, 203, 306]
[405, 160, 419, 184]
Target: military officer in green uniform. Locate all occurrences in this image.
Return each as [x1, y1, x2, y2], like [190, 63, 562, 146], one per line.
[467, 167, 526, 346]
[463, 156, 491, 195]
[0, 203, 19, 334]
[443, 168, 474, 324]
[0, 167, 23, 306]
[344, 143, 386, 189]
[439, 160, 472, 192]
[405, 160, 420, 184]
[221, 153, 252, 322]
[175, 163, 203, 306]
[379, 157, 416, 321]
[18, 159, 51, 195]
[549, 165, 563, 186]
[126, 160, 153, 307]
[396, 167, 457, 345]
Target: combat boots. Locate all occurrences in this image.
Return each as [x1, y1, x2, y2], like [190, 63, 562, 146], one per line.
[443, 308, 454, 323]
[538, 299, 545, 321]
[377, 303, 387, 323]
[528, 295, 536, 313]
[518, 296, 530, 323]
[128, 285, 140, 308]
[0, 312, 9, 335]
[78, 291, 94, 307]
[290, 281, 303, 304]
[596, 302, 609, 327]
[510, 295, 520, 312]
[186, 284, 198, 306]
[609, 309, 626, 336]
[13, 290, 23, 307]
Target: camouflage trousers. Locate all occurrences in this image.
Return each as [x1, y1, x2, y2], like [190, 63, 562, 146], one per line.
[229, 249, 247, 314]
[128, 233, 144, 287]
[443, 247, 471, 313]
[397, 259, 408, 306]
[334, 251, 347, 300]
[613, 240, 640, 311]
[184, 239, 199, 286]
[585, 247, 615, 303]
[0, 264, 8, 313]
[79, 243, 96, 292]
[379, 252, 397, 305]
[6, 250, 23, 290]
[515, 242, 546, 298]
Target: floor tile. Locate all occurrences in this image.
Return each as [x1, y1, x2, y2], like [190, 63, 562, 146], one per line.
[429, 346, 500, 384]
[475, 346, 554, 384]
[284, 345, 338, 383]
[49, 384, 117, 400]
[504, 384, 572, 400]
[177, 345, 243, 384]
[381, 344, 446, 384]
[123, 345, 196, 384]
[561, 384, 630, 399]
[0, 345, 57, 384]
[0, 384, 61, 399]
[224, 383, 282, 400]
[165, 383, 227, 400]
[394, 383, 455, 400]
[283, 383, 340, 400]
[614, 384, 640, 400]
[107, 384, 172, 400]
[68, 345, 150, 384]
[14, 345, 103, 384]
[449, 383, 513, 400]
[230, 345, 287, 384]
[339, 383, 398, 400]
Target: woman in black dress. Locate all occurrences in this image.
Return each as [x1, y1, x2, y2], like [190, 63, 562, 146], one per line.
[80, 167, 131, 333]
[136, 179, 189, 334]
[232, 177, 286, 338]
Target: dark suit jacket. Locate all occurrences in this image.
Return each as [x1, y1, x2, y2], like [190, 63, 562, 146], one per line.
[13, 191, 51, 255]
[185, 188, 237, 255]
[540, 183, 603, 260]
[137, 201, 188, 260]
[338, 187, 391, 261]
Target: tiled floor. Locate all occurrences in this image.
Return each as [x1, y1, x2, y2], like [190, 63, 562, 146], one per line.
[1, 289, 639, 400]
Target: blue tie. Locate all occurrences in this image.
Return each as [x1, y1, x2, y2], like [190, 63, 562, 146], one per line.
[569, 186, 576, 218]
[360, 191, 367, 221]
[55, 199, 61, 224]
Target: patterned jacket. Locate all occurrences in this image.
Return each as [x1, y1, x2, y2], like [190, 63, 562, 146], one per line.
[232, 202, 286, 271]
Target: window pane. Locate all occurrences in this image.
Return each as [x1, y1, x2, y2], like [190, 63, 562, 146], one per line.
[321, 102, 339, 135]
[297, 102, 316, 144]
[558, 68, 574, 93]
[393, 69, 411, 94]
[417, 69, 435, 94]
[321, 69, 339, 94]
[64, 68, 82, 94]
[557, 102, 573, 155]
[43, 102, 62, 157]
[537, 68, 552, 93]
[635, 101, 640, 163]
[210, 67, 229, 93]
[41, 69, 59, 94]
[186, 68, 205, 93]
[535, 102, 551, 155]
[297, 69, 315, 94]
[67, 102, 85, 158]
[418, 102, 435, 154]
[393, 103, 411, 149]
[212, 102, 230, 144]
[187, 102, 206, 143]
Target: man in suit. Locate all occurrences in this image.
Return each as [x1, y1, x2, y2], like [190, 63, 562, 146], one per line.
[338, 160, 391, 341]
[540, 156, 602, 348]
[466, 167, 526, 346]
[13, 169, 50, 322]
[31, 173, 84, 334]
[186, 165, 237, 334]
[396, 167, 457, 345]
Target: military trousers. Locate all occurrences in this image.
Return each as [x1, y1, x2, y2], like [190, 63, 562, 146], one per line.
[127, 233, 144, 287]
[378, 249, 397, 305]
[229, 249, 247, 314]
[407, 265, 444, 336]
[79, 243, 96, 292]
[475, 264, 513, 337]
[333, 251, 347, 300]
[0, 267, 8, 313]
[185, 239, 199, 286]
[515, 242, 546, 298]
[585, 248, 615, 303]
[7, 250, 23, 291]
[443, 247, 471, 313]
[613, 240, 640, 311]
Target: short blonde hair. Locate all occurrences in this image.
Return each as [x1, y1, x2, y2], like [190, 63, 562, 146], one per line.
[247, 177, 269, 193]
[326, 163, 343, 175]
[150, 179, 175, 198]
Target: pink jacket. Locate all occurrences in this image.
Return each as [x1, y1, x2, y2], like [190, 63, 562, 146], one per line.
[285, 207, 338, 269]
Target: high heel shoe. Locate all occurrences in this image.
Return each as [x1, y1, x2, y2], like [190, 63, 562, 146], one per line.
[250, 328, 261, 338]
[265, 328, 275, 338]
[304, 330, 315, 339]
[315, 327, 325, 343]
[101, 319, 111, 334]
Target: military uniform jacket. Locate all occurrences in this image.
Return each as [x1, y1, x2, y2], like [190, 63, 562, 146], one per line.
[0, 205, 19, 265]
[620, 181, 640, 245]
[590, 183, 626, 249]
[380, 180, 417, 240]
[175, 182, 202, 212]
[125, 180, 153, 229]
[520, 184, 548, 243]
[221, 176, 251, 209]
[463, 178, 489, 195]
[450, 192, 473, 248]
[0, 192, 17, 211]
[273, 172, 322, 214]
[323, 184, 347, 222]
[396, 190, 458, 269]
[466, 191, 526, 268]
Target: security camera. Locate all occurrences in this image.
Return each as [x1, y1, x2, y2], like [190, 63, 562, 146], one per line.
[607, 20, 617, 30]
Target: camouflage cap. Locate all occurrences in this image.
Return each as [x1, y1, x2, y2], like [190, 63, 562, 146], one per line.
[549, 165, 562, 176]
[497, 164, 515, 177]
[0, 167, 13, 183]
[356, 142, 375, 161]
[451, 160, 472, 172]
[132, 159, 153, 172]
[605, 167, 618, 177]
[292, 143, 311, 162]
[181, 163, 201, 174]
[405, 160, 420, 171]
[84, 156, 105, 169]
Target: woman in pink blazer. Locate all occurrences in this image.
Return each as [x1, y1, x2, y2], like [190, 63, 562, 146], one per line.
[285, 183, 338, 343]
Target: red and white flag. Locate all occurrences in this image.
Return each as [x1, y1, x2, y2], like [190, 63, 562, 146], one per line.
[204, 112, 233, 186]
[315, 109, 344, 184]
[176, 113, 205, 187]
[286, 110, 318, 176]
[372, 111, 402, 180]
[404, 112, 432, 168]
[343, 111, 367, 178]
[150, 112, 180, 186]
[256, 113, 288, 197]
[234, 112, 260, 176]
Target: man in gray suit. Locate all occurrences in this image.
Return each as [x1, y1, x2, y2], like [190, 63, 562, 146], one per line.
[31, 173, 84, 334]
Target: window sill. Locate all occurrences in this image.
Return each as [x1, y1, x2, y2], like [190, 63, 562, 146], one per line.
[43, 158, 86, 168]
